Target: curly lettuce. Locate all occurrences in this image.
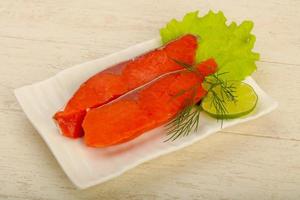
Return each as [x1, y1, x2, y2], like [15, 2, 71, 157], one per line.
[160, 11, 260, 81]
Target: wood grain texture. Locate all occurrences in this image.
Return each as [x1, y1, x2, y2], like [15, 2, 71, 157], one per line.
[0, 0, 299, 199]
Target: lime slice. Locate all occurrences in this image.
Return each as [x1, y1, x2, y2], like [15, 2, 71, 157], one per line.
[201, 82, 258, 119]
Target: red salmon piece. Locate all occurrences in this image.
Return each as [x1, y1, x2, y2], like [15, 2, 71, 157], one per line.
[82, 60, 217, 147]
[54, 35, 198, 138]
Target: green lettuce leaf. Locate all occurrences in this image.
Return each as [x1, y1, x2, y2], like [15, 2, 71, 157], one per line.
[160, 11, 260, 81]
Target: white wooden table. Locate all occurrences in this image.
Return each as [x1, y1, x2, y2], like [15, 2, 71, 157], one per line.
[1, 0, 300, 199]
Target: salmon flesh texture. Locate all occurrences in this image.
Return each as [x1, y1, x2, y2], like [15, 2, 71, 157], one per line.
[54, 35, 198, 138]
[82, 59, 217, 147]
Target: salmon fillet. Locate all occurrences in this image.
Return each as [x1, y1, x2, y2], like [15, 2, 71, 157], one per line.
[54, 35, 198, 138]
[82, 59, 217, 147]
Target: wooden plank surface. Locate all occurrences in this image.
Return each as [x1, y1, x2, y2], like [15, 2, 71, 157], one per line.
[0, 0, 299, 199]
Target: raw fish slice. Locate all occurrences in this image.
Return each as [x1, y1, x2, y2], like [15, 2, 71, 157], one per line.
[54, 35, 198, 138]
[82, 59, 217, 147]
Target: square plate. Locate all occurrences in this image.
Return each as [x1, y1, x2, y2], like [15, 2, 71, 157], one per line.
[15, 37, 278, 189]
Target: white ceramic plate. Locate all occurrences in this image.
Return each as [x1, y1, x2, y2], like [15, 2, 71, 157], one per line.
[14, 37, 278, 189]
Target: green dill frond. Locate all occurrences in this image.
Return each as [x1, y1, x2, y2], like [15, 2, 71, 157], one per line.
[165, 105, 202, 142]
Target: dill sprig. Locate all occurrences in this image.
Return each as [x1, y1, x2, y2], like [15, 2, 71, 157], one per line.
[165, 104, 202, 141]
[165, 59, 238, 141]
[205, 73, 237, 126]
